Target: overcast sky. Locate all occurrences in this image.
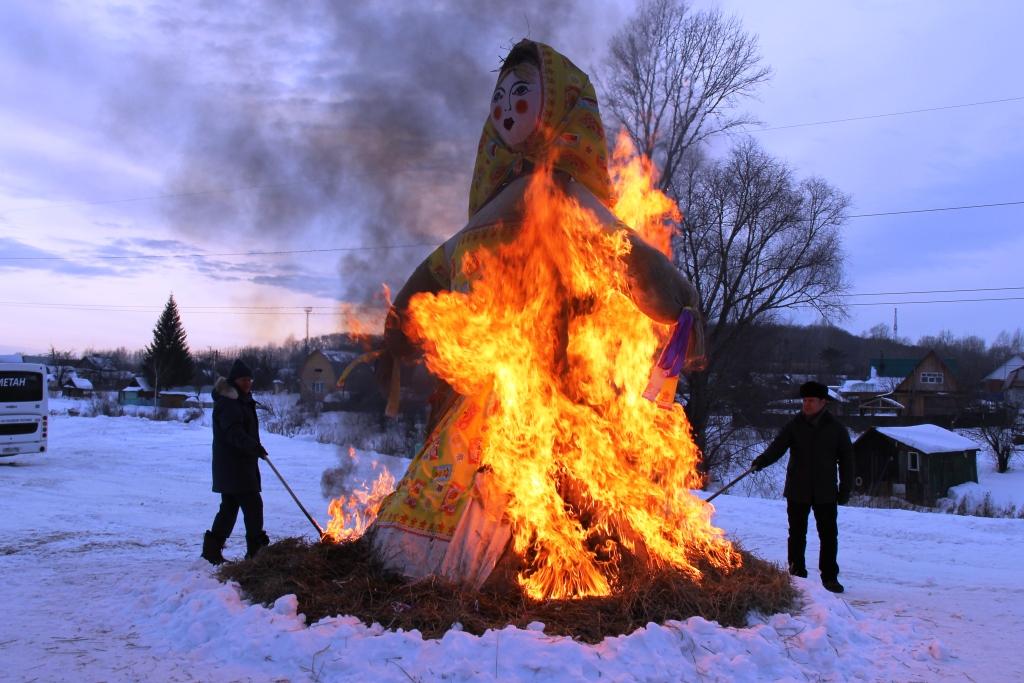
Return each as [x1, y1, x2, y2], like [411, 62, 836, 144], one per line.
[1, 0, 1022, 358]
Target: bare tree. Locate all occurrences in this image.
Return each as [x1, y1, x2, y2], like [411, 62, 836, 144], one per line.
[603, 0, 771, 191]
[47, 346, 76, 390]
[673, 139, 850, 472]
[974, 402, 1022, 473]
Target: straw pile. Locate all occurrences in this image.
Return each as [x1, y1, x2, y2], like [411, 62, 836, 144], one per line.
[217, 536, 796, 643]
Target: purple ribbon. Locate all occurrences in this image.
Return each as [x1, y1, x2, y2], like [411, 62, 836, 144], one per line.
[655, 309, 694, 379]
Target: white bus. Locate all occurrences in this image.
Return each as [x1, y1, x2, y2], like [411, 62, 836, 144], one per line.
[0, 362, 49, 458]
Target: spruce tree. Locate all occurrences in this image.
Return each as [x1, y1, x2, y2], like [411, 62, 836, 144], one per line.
[143, 294, 194, 393]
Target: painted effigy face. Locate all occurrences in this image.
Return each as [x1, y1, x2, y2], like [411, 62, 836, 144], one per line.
[490, 65, 541, 148]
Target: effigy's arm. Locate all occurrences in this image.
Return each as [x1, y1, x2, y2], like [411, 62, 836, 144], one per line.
[614, 228, 707, 405]
[375, 247, 450, 416]
[621, 231, 698, 324]
[385, 251, 448, 360]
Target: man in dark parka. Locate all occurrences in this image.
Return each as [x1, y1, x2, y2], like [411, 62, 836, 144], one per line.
[201, 359, 270, 564]
[752, 381, 855, 593]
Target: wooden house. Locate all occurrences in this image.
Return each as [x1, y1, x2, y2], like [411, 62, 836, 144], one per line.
[76, 355, 126, 390]
[888, 351, 960, 418]
[62, 374, 94, 398]
[853, 424, 979, 506]
[982, 354, 1024, 395]
[299, 349, 361, 404]
[1004, 367, 1024, 406]
[119, 376, 154, 405]
[298, 349, 434, 414]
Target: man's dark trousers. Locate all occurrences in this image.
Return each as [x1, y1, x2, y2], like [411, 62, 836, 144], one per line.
[211, 492, 264, 539]
[787, 500, 839, 580]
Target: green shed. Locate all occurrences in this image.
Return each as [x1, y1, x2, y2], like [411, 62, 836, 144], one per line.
[853, 424, 979, 506]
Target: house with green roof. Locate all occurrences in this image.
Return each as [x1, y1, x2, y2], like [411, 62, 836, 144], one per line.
[869, 350, 960, 417]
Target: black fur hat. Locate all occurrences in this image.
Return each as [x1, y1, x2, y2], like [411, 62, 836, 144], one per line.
[799, 381, 829, 400]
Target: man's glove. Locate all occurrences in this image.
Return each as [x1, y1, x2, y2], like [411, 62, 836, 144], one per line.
[259, 446, 269, 460]
[750, 459, 764, 472]
[837, 491, 850, 506]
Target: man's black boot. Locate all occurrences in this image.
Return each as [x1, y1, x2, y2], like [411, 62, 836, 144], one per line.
[201, 530, 226, 565]
[245, 531, 270, 560]
[788, 562, 808, 579]
[822, 578, 845, 593]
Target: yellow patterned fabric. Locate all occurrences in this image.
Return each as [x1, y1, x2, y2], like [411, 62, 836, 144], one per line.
[374, 222, 519, 541]
[467, 39, 613, 218]
[374, 392, 495, 540]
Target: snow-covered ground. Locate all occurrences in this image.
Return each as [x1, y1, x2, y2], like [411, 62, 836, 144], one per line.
[2, 409, 1023, 681]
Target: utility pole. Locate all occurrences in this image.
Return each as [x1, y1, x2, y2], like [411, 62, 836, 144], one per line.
[304, 307, 313, 354]
[893, 307, 898, 341]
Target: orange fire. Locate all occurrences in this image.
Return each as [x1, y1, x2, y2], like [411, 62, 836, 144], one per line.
[401, 134, 739, 599]
[323, 448, 396, 543]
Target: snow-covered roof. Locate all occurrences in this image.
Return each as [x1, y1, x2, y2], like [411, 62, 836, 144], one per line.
[64, 375, 94, 390]
[125, 375, 153, 391]
[836, 367, 900, 395]
[873, 425, 979, 454]
[984, 354, 1024, 382]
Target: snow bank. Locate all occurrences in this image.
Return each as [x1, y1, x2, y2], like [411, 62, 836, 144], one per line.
[126, 564, 938, 683]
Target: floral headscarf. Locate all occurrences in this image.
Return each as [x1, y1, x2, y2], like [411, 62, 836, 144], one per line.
[467, 39, 614, 218]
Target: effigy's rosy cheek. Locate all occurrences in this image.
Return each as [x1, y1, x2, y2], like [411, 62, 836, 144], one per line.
[493, 106, 502, 120]
[515, 100, 529, 114]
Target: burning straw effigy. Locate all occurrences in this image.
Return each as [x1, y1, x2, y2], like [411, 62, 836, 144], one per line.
[219, 39, 795, 639]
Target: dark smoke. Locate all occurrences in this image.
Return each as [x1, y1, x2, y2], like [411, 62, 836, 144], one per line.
[143, 0, 614, 305]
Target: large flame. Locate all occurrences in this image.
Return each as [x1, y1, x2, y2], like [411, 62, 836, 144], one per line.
[389, 133, 740, 599]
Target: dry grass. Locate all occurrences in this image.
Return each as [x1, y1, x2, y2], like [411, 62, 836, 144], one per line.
[218, 536, 797, 643]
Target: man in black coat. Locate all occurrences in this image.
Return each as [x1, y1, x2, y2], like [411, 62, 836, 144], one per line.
[201, 359, 270, 564]
[751, 381, 854, 593]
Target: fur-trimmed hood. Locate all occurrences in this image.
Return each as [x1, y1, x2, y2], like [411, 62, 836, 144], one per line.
[214, 376, 240, 400]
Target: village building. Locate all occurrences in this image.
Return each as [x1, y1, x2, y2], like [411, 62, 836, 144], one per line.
[118, 375, 154, 405]
[75, 355, 126, 390]
[62, 374, 94, 398]
[982, 353, 1024, 396]
[299, 348, 434, 415]
[888, 351, 960, 418]
[298, 349, 361, 404]
[852, 424, 979, 506]
[1003, 367, 1024, 406]
[832, 367, 904, 416]
[854, 352, 960, 418]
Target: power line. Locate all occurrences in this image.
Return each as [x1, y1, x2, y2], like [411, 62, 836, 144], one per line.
[5, 289, 1024, 314]
[0, 301, 356, 315]
[2, 198, 1021, 263]
[751, 95, 1024, 133]
[845, 296, 1024, 307]
[846, 200, 1024, 219]
[0, 243, 437, 261]
[0, 94, 1018, 217]
[849, 286, 1024, 297]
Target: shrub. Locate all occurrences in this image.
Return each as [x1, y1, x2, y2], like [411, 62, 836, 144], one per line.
[82, 395, 124, 418]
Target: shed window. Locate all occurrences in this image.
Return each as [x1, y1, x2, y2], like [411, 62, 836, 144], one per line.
[920, 372, 944, 384]
[312, 381, 324, 394]
[907, 450, 920, 471]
